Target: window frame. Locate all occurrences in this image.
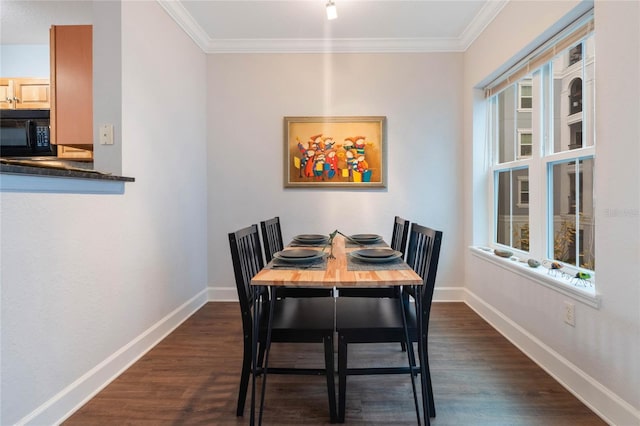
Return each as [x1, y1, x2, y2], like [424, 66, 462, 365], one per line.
[485, 37, 595, 289]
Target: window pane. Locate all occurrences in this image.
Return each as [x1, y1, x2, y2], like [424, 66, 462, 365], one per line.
[496, 171, 510, 245]
[551, 35, 595, 153]
[549, 158, 595, 269]
[521, 97, 532, 109]
[496, 78, 534, 163]
[496, 168, 530, 251]
[497, 86, 517, 163]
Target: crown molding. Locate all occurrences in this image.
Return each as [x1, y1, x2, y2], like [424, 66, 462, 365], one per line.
[158, 0, 509, 54]
[157, 0, 210, 52]
[204, 37, 465, 54]
[459, 0, 509, 50]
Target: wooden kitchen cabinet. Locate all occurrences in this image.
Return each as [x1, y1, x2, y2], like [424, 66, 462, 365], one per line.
[50, 25, 93, 147]
[56, 145, 93, 160]
[0, 78, 50, 110]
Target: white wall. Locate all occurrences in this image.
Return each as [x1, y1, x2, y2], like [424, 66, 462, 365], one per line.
[0, 1, 208, 424]
[0, 45, 49, 77]
[206, 53, 465, 301]
[464, 1, 640, 424]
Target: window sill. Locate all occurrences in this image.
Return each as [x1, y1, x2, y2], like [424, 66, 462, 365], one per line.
[1, 163, 134, 194]
[469, 246, 600, 308]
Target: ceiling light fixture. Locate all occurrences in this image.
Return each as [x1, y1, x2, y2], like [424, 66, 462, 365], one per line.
[326, 0, 337, 20]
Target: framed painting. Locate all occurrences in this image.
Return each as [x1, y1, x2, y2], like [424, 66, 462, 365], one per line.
[284, 116, 387, 188]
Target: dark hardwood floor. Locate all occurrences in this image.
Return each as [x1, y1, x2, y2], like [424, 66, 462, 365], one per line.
[64, 302, 605, 425]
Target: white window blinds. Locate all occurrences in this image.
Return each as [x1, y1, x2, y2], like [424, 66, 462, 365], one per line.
[484, 11, 594, 98]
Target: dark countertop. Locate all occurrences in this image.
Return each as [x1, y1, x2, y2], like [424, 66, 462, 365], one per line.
[0, 159, 134, 182]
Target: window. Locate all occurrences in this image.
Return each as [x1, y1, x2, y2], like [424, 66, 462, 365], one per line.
[495, 168, 530, 251]
[569, 122, 583, 150]
[569, 78, 583, 114]
[484, 16, 595, 283]
[518, 129, 533, 159]
[518, 81, 532, 110]
[517, 176, 529, 208]
[569, 44, 582, 66]
[550, 158, 595, 269]
[490, 77, 532, 252]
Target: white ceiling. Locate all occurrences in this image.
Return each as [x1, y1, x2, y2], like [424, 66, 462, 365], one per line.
[0, 0, 507, 53]
[162, 0, 507, 53]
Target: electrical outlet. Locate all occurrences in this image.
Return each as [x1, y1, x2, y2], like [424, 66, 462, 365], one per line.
[564, 301, 575, 326]
[100, 124, 114, 145]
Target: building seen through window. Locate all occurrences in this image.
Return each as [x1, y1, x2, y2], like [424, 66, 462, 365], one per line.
[488, 31, 595, 273]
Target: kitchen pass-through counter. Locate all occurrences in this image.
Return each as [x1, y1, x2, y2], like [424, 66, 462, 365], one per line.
[1, 158, 134, 194]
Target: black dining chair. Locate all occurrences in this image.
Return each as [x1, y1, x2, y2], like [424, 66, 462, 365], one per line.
[229, 224, 337, 421]
[260, 216, 333, 298]
[260, 216, 284, 264]
[338, 216, 410, 298]
[335, 223, 443, 423]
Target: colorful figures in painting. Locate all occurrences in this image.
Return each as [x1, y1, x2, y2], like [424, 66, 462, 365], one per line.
[294, 133, 375, 182]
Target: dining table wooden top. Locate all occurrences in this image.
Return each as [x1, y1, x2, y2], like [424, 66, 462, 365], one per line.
[251, 235, 423, 288]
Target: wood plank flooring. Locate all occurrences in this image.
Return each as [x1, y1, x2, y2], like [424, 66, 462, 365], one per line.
[64, 302, 605, 425]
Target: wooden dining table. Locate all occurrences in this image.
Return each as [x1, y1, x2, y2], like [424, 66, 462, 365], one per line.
[252, 234, 422, 289]
[249, 234, 427, 425]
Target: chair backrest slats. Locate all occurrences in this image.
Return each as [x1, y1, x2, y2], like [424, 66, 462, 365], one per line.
[229, 225, 265, 324]
[390, 216, 410, 259]
[260, 217, 284, 263]
[405, 223, 443, 317]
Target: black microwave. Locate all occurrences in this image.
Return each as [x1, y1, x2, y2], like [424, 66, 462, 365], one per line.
[0, 109, 56, 157]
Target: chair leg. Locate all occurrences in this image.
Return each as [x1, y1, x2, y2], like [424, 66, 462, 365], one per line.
[338, 334, 348, 423]
[236, 335, 252, 416]
[257, 342, 266, 374]
[324, 335, 338, 423]
[408, 341, 418, 377]
[425, 353, 436, 417]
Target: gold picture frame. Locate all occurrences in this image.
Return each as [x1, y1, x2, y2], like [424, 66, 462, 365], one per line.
[284, 116, 387, 188]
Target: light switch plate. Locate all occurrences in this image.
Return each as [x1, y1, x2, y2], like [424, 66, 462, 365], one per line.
[100, 124, 114, 145]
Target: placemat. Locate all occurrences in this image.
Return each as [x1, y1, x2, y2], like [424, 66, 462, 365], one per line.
[347, 256, 412, 271]
[265, 257, 328, 271]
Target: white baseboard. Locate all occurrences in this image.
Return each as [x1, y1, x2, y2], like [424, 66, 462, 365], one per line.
[464, 288, 640, 426]
[19, 289, 209, 426]
[433, 286, 465, 302]
[208, 285, 237, 302]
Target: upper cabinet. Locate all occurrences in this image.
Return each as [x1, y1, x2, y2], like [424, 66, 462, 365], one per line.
[0, 78, 50, 110]
[50, 25, 93, 146]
